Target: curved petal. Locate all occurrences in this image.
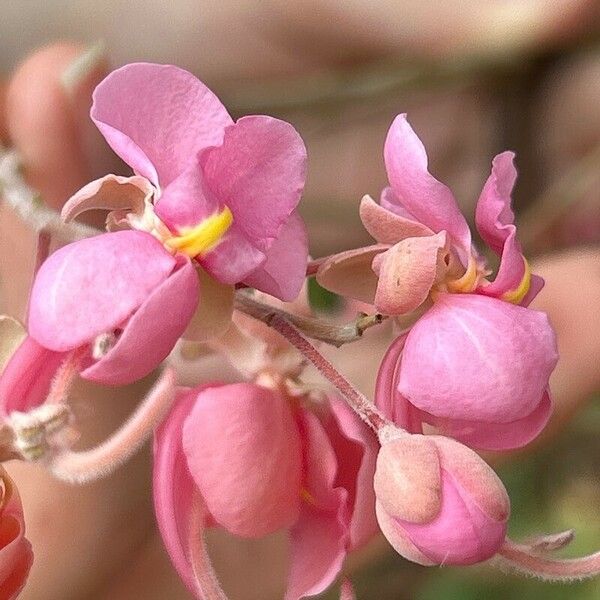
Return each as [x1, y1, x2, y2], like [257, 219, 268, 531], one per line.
[182, 383, 302, 538]
[29, 231, 177, 352]
[286, 409, 347, 600]
[384, 114, 471, 255]
[243, 211, 308, 301]
[359, 195, 432, 244]
[81, 257, 199, 385]
[399, 293, 558, 424]
[428, 389, 552, 451]
[372, 231, 449, 315]
[61, 174, 153, 223]
[91, 63, 233, 186]
[316, 244, 388, 305]
[0, 336, 65, 416]
[475, 152, 536, 303]
[201, 115, 307, 252]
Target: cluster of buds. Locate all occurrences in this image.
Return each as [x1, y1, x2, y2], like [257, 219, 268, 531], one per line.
[0, 61, 598, 599]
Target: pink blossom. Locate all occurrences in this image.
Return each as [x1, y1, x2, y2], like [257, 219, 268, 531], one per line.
[374, 432, 509, 565]
[318, 115, 558, 450]
[153, 383, 378, 599]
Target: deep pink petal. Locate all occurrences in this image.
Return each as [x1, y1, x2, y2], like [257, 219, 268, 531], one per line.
[359, 194, 432, 244]
[384, 115, 471, 255]
[61, 174, 153, 223]
[182, 383, 302, 537]
[316, 244, 388, 304]
[200, 115, 307, 252]
[29, 231, 176, 352]
[81, 258, 199, 385]
[0, 336, 65, 415]
[243, 211, 308, 301]
[286, 409, 347, 600]
[475, 152, 537, 303]
[399, 293, 558, 424]
[91, 63, 233, 186]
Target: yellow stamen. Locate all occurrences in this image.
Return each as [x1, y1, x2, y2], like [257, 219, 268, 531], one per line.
[165, 206, 233, 258]
[301, 488, 316, 506]
[501, 256, 531, 305]
[446, 255, 479, 293]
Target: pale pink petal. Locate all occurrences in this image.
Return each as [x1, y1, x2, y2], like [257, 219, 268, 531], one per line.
[29, 231, 176, 352]
[243, 211, 308, 301]
[0, 336, 65, 415]
[372, 231, 449, 315]
[379, 186, 418, 219]
[429, 390, 552, 451]
[201, 116, 307, 252]
[286, 409, 347, 600]
[182, 384, 302, 537]
[359, 195, 432, 244]
[475, 152, 537, 303]
[91, 63, 233, 186]
[61, 174, 153, 223]
[399, 293, 558, 424]
[81, 257, 199, 384]
[325, 397, 379, 549]
[397, 469, 507, 565]
[384, 115, 471, 255]
[153, 390, 199, 596]
[316, 244, 388, 304]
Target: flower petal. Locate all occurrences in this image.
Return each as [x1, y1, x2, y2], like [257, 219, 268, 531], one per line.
[91, 63, 233, 186]
[200, 115, 307, 252]
[399, 293, 558, 424]
[243, 210, 308, 301]
[316, 244, 388, 304]
[61, 174, 153, 223]
[182, 383, 302, 537]
[81, 257, 199, 385]
[384, 115, 471, 255]
[28, 231, 177, 352]
[372, 231, 449, 315]
[475, 152, 537, 303]
[286, 409, 347, 600]
[359, 194, 432, 244]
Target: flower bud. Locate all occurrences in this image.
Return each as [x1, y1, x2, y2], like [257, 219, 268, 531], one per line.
[374, 433, 509, 565]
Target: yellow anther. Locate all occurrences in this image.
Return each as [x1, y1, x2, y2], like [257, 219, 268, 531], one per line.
[446, 255, 479, 294]
[501, 256, 531, 305]
[165, 206, 233, 258]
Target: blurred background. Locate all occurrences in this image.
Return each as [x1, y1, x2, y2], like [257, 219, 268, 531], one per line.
[1, 1, 599, 598]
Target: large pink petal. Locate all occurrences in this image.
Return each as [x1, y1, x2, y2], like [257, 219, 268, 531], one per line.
[428, 390, 552, 451]
[201, 116, 307, 252]
[61, 174, 153, 223]
[0, 336, 65, 416]
[286, 409, 347, 600]
[243, 211, 308, 301]
[316, 244, 388, 304]
[182, 383, 302, 538]
[28, 231, 177, 352]
[81, 258, 199, 385]
[475, 152, 537, 303]
[325, 397, 379, 549]
[399, 293, 558, 423]
[359, 195, 432, 244]
[91, 63, 233, 186]
[372, 231, 449, 315]
[384, 115, 471, 256]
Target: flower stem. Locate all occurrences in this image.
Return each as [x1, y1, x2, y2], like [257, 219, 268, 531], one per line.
[264, 314, 391, 433]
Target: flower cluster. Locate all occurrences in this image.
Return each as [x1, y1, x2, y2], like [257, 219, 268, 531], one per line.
[0, 63, 598, 599]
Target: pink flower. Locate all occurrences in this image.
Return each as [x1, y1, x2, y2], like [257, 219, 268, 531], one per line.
[0, 467, 33, 599]
[374, 432, 509, 566]
[1, 63, 308, 403]
[318, 115, 558, 450]
[153, 383, 378, 599]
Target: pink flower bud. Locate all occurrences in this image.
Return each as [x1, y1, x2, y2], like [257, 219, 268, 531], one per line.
[374, 433, 509, 565]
